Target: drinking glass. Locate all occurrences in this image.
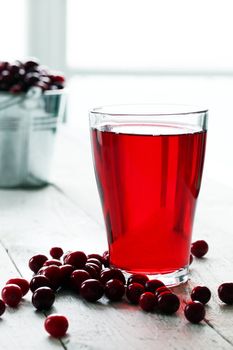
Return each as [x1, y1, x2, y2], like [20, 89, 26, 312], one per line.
[89, 104, 208, 285]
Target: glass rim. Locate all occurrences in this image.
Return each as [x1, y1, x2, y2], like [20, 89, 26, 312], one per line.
[89, 104, 208, 117]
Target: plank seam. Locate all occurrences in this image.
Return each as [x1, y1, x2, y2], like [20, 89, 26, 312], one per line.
[204, 318, 233, 348]
[0, 240, 23, 277]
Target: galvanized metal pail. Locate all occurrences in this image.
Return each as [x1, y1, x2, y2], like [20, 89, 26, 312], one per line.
[0, 88, 67, 187]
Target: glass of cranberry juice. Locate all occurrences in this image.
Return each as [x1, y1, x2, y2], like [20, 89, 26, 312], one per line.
[89, 105, 208, 286]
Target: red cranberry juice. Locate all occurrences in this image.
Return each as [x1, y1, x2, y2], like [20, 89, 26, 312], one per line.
[91, 124, 206, 274]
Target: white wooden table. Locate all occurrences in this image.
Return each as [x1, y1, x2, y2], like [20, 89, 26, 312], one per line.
[0, 76, 233, 349]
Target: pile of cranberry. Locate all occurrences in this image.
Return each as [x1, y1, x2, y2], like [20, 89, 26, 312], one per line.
[0, 240, 232, 339]
[0, 59, 65, 94]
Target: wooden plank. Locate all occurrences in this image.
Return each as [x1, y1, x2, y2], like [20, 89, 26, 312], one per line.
[0, 186, 232, 349]
[0, 187, 106, 275]
[0, 184, 105, 350]
[52, 126, 103, 225]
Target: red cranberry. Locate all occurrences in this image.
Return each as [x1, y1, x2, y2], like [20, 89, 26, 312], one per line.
[157, 292, 180, 314]
[139, 292, 157, 312]
[80, 279, 104, 302]
[191, 240, 208, 258]
[104, 279, 125, 301]
[0, 70, 13, 83]
[155, 286, 171, 299]
[184, 301, 205, 323]
[44, 314, 68, 338]
[24, 59, 39, 70]
[9, 63, 21, 74]
[59, 264, 75, 287]
[126, 283, 145, 304]
[39, 265, 62, 290]
[84, 264, 99, 279]
[191, 286, 211, 304]
[86, 258, 102, 269]
[127, 274, 149, 287]
[50, 74, 65, 83]
[43, 259, 62, 267]
[30, 275, 51, 292]
[218, 283, 233, 304]
[87, 254, 103, 263]
[32, 287, 55, 310]
[70, 270, 91, 293]
[0, 300, 6, 316]
[9, 84, 23, 93]
[29, 254, 48, 273]
[100, 268, 125, 285]
[6, 278, 29, 296]
[64, 251, 87, 269]
[145, 279, 165, 293]
[25, 72, 40, 85]
[27, 67, 40, 74]
[189, 254, 193, 265]
[63, 251, 72, 263]
[50, 247, 63, 259]
[85, 262, 101, 274]
[18, 66, 26, 74]
[103, 250, 109, 258]
[1, 284, 22, 307]
[102, 251, 109, 267]
[0, 61, 9, 71]
[16, 69, 26, 83]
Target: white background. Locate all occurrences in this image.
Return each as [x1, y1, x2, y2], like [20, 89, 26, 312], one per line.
[67, 0, 233, 72]
[0, 0, 233, 188]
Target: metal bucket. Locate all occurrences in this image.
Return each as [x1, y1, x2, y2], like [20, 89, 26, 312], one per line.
[0, 88, 67, 187]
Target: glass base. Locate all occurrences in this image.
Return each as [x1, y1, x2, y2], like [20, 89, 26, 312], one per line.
[121, 265, 189, 287]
